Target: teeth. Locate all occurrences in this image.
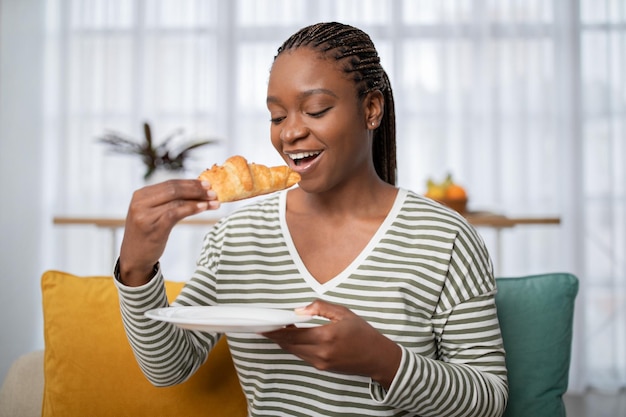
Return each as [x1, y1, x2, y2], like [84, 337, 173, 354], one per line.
[289, 151, 320, 160]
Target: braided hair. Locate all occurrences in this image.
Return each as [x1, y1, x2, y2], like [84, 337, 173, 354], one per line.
[275, 22, 397, 185]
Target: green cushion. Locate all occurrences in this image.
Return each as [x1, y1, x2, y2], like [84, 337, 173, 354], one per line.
[495, 273, 579, 417]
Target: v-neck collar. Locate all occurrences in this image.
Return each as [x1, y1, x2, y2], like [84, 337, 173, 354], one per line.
[279, 188, 408, 295]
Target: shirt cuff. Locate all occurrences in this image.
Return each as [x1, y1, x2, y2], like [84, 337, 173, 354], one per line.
[369, 346, 409, 404]
[113, 257, 160, 287]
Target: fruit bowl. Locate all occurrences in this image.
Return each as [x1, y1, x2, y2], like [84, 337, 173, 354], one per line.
[435, 197, 468, 214]
[424, 173, 468, 214]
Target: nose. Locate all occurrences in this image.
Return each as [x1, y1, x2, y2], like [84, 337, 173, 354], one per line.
[279, 115, 309, 143]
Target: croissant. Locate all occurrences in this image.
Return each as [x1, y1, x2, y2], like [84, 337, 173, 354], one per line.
[198, 155, 301, 202]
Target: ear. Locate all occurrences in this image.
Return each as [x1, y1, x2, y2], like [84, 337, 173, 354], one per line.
[363, 90, 384, 130]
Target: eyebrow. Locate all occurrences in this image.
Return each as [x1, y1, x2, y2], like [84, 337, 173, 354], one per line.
[266, 88, 338, 105]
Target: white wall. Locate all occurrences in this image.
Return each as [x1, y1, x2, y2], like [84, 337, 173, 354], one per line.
[0, 0, 47, 382]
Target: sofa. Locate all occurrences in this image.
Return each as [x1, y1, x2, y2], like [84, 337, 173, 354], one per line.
[0, 270, 579, 417]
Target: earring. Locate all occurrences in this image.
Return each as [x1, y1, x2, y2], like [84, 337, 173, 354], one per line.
[371, 122, 376, 126]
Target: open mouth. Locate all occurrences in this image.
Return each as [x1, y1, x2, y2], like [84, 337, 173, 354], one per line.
[289, 151, 321, 166]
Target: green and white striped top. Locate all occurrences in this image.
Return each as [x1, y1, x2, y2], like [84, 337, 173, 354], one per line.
[116, 188, 508, 417]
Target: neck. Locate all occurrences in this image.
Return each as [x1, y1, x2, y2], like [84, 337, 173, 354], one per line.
[289, 178, 398, 219]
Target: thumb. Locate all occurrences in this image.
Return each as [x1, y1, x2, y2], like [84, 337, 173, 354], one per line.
[295, 300, 351, 322]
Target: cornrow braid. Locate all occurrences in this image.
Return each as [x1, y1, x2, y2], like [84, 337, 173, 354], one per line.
[275, 22, 397, 185]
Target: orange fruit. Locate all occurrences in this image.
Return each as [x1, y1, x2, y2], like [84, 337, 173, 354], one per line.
[445, 184, 467, 200]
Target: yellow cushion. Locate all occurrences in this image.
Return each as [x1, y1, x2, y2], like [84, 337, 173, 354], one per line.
[41, 270, 247, 417]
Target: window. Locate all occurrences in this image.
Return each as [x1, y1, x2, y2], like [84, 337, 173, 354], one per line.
[46, 0, 626, 390]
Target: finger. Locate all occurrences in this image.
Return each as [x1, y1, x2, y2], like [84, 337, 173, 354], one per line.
[129, 183, 219, 224]
[295, 300, 351, 322]
[129, 199, 209, 234]
[139, 179, 217, 208]
[160, 196, 218, 222]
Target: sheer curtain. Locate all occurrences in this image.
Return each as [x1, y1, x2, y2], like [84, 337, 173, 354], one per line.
[45, 0, 626, 391]
[579, 0, 626, 390]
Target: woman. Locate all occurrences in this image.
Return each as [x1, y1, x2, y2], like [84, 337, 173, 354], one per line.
[116, 22, 508, 416]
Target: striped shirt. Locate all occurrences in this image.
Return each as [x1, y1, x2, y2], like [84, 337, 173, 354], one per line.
[116, 188, 508, 417]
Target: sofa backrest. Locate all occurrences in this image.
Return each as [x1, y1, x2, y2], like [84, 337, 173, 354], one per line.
[40, 270, 579, 417]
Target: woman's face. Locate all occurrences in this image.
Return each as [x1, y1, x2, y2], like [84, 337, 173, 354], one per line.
[267, 47, 378, 193]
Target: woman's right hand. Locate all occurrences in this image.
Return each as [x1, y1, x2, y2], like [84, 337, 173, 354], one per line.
[118, 179, 220, 286]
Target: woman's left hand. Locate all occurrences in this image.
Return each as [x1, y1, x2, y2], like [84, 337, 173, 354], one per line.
[262, 299, 402, 389]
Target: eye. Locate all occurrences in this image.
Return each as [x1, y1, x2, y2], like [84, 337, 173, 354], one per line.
[270, 110, 287, 125]
[267, 102, 286, 125]
[307, 107, 332, 118]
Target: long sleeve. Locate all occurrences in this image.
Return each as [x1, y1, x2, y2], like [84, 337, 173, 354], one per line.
[370, 194, 509, 416]
[115, 268, 219, 386]
[371, 293, 508, 416]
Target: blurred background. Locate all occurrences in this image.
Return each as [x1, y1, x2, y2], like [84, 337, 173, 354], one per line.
[1, 0, 624, 399]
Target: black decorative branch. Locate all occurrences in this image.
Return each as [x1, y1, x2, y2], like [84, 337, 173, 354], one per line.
[97, 122, 218, 180]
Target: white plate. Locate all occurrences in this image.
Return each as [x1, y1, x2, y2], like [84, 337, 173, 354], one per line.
[144, 305, 313, 333]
